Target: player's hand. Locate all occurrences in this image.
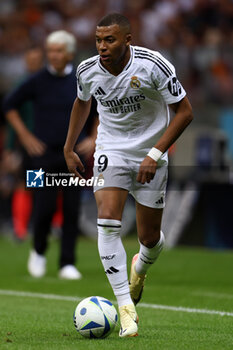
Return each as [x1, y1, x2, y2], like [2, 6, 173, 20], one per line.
[136, 156, 157, 184]
[64, 149, 85, 179]
[19, 131, 46, 156]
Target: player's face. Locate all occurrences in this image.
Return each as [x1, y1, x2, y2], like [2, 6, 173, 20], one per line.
[46, 43, 73, 73]
[96, 24, 131, 71]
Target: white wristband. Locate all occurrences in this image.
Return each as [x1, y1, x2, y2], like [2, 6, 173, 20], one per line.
[147, 147, 163, 162]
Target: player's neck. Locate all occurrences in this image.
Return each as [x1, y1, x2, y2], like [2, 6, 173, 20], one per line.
[102, 47, 131, 76]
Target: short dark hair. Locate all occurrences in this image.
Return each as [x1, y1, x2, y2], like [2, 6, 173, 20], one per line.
[97, 13, 130, 32]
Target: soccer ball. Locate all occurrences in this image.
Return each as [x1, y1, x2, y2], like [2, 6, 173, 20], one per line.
[73, 296, 118, 339]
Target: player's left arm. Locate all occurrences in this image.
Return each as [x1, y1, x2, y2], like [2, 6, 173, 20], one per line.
[75, 99, 99, 161]
[137, 96, 193, 184]
[155, 96, 193, 153]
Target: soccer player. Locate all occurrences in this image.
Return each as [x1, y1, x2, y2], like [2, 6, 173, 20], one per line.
[64, 13, 193, 336]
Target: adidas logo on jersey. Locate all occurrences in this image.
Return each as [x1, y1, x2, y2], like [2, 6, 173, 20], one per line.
[105, 266, 119, 275]
[95, 86, 106, 96]
[156, 197, 164, 205]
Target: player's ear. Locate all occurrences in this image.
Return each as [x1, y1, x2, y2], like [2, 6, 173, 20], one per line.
[125, 33, 132, 46]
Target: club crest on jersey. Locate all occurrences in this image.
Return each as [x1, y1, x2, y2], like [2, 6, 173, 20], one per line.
[130, 76, 141, 89]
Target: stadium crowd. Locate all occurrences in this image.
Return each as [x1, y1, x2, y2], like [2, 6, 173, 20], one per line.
[0, 0, 232, 105]
[0, 0, 232, 246]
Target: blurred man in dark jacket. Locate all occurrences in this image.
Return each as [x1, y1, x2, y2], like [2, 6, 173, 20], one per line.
[4, 30, 97, 279]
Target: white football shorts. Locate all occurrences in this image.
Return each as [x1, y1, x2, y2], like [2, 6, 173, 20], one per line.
[93, 151, 168, 209]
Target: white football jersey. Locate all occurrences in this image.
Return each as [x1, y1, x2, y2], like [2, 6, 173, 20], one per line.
[77, 46, 186, 161]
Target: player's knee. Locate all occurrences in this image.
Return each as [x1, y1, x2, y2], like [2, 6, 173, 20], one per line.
[139, 228, 162, 248]
[98, 212, 120, 220]
[97, 207, 121, 221]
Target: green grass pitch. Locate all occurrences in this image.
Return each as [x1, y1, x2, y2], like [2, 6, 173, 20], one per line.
[0, 233, 232, 350]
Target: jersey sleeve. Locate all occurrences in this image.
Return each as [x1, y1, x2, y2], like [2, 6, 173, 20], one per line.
[76, 67, 92, 101]
[152, 52, 186, 105]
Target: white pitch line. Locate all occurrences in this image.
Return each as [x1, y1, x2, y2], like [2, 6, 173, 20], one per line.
[139, 302, 233, 317]
[192, 291, 233, 300]
[0, 289, 233, 317]
[0, 289, 80, 302]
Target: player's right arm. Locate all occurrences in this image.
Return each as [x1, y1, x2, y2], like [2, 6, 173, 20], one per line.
[64, 97, 92, 178]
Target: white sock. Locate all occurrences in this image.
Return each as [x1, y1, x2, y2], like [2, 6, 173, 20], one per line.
[97, 218, 133, 307]
[135, 231, 165, 275]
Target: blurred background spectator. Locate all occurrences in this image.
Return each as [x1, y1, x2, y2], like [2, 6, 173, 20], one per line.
[2, 45, 44, 241]
[0, 0, 232, 248]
